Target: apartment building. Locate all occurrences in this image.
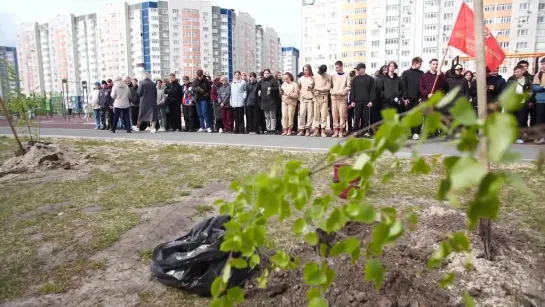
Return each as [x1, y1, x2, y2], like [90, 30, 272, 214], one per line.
[264, 27, 281, 74]
[0, 46, 20, 97]
[16, 0, 282, 89]
[16, 22, 45, 96]
[302, 0, 545, 74]
[282, 47, 300, 77]
[235, 12, 257, 74]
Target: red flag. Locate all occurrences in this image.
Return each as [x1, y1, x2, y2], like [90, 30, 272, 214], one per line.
[448, 3, 506, 71]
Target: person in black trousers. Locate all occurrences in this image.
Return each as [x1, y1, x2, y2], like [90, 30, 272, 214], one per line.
[347, 70, 356, 133]
[245, 72, 260, 134]
[164, 73, 183, 132]
[275, 71, 283, 134]
[401, 57, 424, 140]
[349, 63, 375, 137]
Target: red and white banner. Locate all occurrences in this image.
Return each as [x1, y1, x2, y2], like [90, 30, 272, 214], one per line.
[448, 3, 506, 71]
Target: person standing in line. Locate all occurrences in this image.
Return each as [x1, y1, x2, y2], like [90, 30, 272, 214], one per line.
[505, 65, 532, 143]
[241, 72, 248, 82]
[281, 72, 300, 136]
[346, 70, 356, 135]
[156, 79, 167, 132]
[419, 58, 446, 102]
[275, 71, 284, 134]
[218, 76, 233, 133]
[375, 61, 404, 113]
[99, 80, 113, 130]
[312, 64, 332, 137]
[210, 77, 223, 133]
[509, 61, 533, 131]
[136, 72, 159, 133]
[90, 81, 101, 130]
[110, 77, 132, 133]
[401, 57, 424, 140]
[298, 64, 315, 136]
[245, 72, 260, 135]
[257, 71, 267, 134]
[181, 76, 196, 132]
[165, 74, 183, 131]
[128, 78, 140, 131]
[349, 63, 375, 137]
[259, 69, 280, 134]
[330, 61, 351, 138]
[230, 71, 247, 134]
[192, 69, 213, 133]
[532, 57, 545, 144]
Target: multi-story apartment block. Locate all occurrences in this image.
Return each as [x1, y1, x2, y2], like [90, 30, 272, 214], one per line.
[16, 0, 282, 90]
[264, 27, 281, 74]
[302, 0, 545, 75]
[282, 47, 300, 77]
[0, 46, 20, 97]
[16, 22, 45, 96]
[235, 12, 256, 74]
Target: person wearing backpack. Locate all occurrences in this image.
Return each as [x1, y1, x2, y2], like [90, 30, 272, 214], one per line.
[533, 58, 545, 144]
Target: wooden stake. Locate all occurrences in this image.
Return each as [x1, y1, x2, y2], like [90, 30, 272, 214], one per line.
[473, 0, 493, 260]
[0, 96, 26, 155]
[430, 46, 450, 94]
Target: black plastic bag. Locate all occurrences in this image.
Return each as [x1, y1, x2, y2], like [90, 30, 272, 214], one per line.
[150, 215, 258, 296]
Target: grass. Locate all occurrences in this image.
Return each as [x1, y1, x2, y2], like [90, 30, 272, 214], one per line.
[0, 136, 544, 305]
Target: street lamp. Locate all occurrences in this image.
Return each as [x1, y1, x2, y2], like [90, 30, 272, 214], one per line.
[81, 81, 88, 119]
[61, 79, 69, 120]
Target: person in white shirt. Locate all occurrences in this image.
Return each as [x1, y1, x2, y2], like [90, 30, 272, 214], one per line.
[90, 82, 102, 129]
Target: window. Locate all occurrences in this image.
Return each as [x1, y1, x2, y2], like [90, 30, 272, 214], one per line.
[401, 50, 410, 56]
[386, 16, 399, 23]
[497, 17, 511, 24]
[371, 51, 379, 58]
[516, 42, 527, 49]
[355, 7, 366, 14]
[443, 25, 452, 32]
[403, 17, 411, 23]
[538, 30, 545, 37]
[354, 40, 365, 47]
[444, 1, 455, 7]
[496, 29, 510, 36]
[539, 16, 545, 24]
[423, 47, 437, 54]
[385, 49, 396, 56]
[424, 0, 438, 5]
[385, 38, 398, 45]
[519, 2, 530, 10]
[484, 5, 495, 12]
[371, 40, 380, 47]
[424, 36, 437, 42]
[386, 4, 399, 11]
[499, 42, 509, 48]
[485, 18, 494, 24]
[424, 24, 437, 31]
[386, 27, 398, 33]
[402, 39, 410, 46]
[496, 3, 511, 10]
[424, 13, 437, 19]
[517, 29, 528, 36]
[540, 3, 545, 10]
[372, 29, 380, 36]
[444, 13, 453, 20]
[355, 19, 366, 25]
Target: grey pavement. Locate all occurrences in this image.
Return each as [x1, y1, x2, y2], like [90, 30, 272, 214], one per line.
[0, 127, 542, 161]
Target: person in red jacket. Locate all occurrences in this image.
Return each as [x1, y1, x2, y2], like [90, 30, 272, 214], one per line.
[419, 58, 446, 101]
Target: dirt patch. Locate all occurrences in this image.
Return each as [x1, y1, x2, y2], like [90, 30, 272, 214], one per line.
[243, 205, 545, 307]
[3, 182, 231, 307]
[0, 142, 88, 178]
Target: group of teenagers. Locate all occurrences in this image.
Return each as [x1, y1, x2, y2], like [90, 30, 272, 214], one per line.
[88, 56, 545, 143]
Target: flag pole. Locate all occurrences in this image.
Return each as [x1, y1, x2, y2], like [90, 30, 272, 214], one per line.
[473, 0, 492, 260]
[430, 46, 450, 93]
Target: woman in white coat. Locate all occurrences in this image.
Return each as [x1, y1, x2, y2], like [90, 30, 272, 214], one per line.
[110, 76, 132, 133]
[230, 71, 247, 134]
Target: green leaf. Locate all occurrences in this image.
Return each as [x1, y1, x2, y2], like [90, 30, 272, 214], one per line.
[308, 203, 325, 220]
[367, 223, 389, 255]
[343, 237, 361, 263]
[211, 277, 225, 298]
[381, 108, 398, 121]
[449, 157, 488, 191]
[364, 258, 385, 289]
[329, 241, 345, 257]
[439, 272, 455, 288]
[219, 202, 235, 216]
[388, 219, 404, 241]
[256, 268, 268, 288]
[226, 287, 245, 303]
[303, 263, 327, 286]
[306, 287, 322, 300]
[410, 157, 432, 175]
[286, 160, 303, 171]
[382, 171, 394, 183]
[450, 97, 477, 126]
[325, 208, 347, 233]
[505, 173, 535, 197]
[449, 232, 471, 252]
[304, 232, 319, 245]
[229, 180, 241, 192]
[353, 153, 371, 171]
[463, 291, 476, 307]
[485, 112, 518, 162]
[292, 218, 307, 235]
[456, 127, 479, 153]
[498, 82, 525, 112]
[428, 241, 452, 268]
[249, 254, 260, 268]
[308, 296, 329, 307]
[421, 111, 442, 142]
[401, 107, 423, 128]
[344, 202, 361, 217]
[222, 263, 232, 283]
[270, 250, 290, 268]
[229, 258, 248, 269]
[279, 199, 292, 221]
[436, 87, 460, 109]
[467, 173, 505, 229]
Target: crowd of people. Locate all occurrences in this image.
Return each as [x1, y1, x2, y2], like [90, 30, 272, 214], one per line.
[87, 56, 545, 144]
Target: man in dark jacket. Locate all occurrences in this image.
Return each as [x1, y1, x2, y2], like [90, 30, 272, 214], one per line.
[246, 72, 260, 134]
[419, 58, 446, 101]
[376, 62, 403, 112]
[349, 63, 375, 137]
[444, 64, 468, 113]
[99, 80, 113, 130]
[128, 78, 140, 130]
[402, 57, 424, 140]
[507, 65, 535, 143]
[181, 76, 199, 132]
[164, 73, 183, 132]
[192, 70, 213, 132]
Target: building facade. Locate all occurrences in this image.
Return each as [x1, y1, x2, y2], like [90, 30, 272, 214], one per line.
[96, 2, 131, 80]
[16, 22, 45, 96]
[282, 47, 300, 77]
[263, 27, 281, 74]
[76, 14, 99, 91]
[0, 46, 20, 98]
[212, 7, 236, 79]
[302, 0, 545, 74]
[235, 12, 256, 74]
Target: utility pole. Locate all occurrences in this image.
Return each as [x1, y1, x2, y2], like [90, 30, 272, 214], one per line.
[473, 0, 492, 260]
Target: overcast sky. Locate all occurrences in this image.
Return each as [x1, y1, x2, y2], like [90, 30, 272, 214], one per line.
[0, 0, 301, 49]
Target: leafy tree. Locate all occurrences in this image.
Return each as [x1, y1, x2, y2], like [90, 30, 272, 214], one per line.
[204, 85, 539, 307]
